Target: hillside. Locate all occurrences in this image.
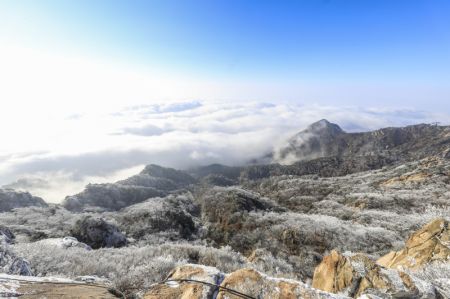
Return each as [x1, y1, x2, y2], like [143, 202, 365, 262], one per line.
[0, 120, 448, 298]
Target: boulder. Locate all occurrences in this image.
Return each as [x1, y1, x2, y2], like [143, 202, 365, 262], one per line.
[70, 216, 127, 249]
[0, 225, 15, 244]
[0, 242, 32, 276]
[144, 264, 223, 299]
[144, 264, 348, 299]
[217, 268, 346, 299]
[312, 250, 437, 298]
[377, 218, 450, 269]
[9, 257, 33, 276]
[35, 237, 92, 250]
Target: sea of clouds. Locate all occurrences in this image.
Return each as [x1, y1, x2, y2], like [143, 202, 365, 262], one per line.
[1, 100, 448, 202]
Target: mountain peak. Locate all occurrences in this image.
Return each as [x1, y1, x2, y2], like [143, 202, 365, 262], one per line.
[304, 119, 344, 135]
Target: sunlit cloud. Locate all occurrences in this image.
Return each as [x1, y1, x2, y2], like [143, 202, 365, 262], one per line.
[0, 99, 448, 203]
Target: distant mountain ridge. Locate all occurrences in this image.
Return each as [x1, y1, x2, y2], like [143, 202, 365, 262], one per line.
[272, 119, 450, 164]
[56, 120, 450, 212]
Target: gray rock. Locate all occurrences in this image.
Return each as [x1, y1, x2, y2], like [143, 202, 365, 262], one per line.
[70, 216, 127, 249]
[0, 226, 15, 244]
[9, 257, 33, 276]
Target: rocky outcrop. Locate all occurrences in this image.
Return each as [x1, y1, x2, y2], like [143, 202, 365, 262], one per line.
[0, 189, 47, 212]
[312, 250, 437, 298]
[377, 218, 450, 269]
[0, 225, 15, 244]
[144, 264, 223, 299]
[312, 219, 450, 298]
[0, 243, 33, 276]
[144, 264, 347, 299]
[70, 216, 127, 249]
[217, 268, 346, 299]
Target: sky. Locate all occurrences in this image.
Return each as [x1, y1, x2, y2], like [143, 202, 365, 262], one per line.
[0, 0, 450, 202]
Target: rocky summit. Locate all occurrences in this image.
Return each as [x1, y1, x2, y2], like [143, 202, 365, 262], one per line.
[0, 120, 448, 298]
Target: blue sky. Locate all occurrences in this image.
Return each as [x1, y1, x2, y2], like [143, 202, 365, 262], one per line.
[1, 0, 450, 109]
[1, 0, 450, 201]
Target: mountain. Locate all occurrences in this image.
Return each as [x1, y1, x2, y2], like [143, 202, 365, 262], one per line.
[0, 189, 47, 212]
[273, 119, 450, 164]
[62, 165, 197, 212]
[1, 120, 449, 298]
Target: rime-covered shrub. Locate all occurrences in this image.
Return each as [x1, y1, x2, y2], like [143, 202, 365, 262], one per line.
[62, 183, 166, 212]
[0, 206, 85, 241]
[116, 194, 200, 243]
[0, 189, 47, 212]
[12, 241, 299, 295]
[407, 262, 450, 298]
[140, 164, 197, 186]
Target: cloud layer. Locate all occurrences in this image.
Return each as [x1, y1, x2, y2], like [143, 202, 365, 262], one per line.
[1, 100, 449, 202]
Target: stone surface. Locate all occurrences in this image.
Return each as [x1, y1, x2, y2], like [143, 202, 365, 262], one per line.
[144, 264, 347, 299]
[144, 264, 222, 299]
[0, 225, 15, 244]
[0, 274, 117, 299]
[312, 249, 440, 298]
[377, 218, 450, 269]
[70, 216, 127, 249]
[217, 268, 345, 299]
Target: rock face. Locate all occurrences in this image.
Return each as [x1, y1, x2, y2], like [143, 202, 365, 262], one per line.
[144, 264, 223, 299]
[0, 189, 47, 212]
[377, 218, 450, 269]
[70, 216, 127, 249]
[144, 264, 347, 299]
[0, 225, 15, 244]
[0, 243, 33, 276]
[312, 219, 450, 298]
[311, 250, 436, 298]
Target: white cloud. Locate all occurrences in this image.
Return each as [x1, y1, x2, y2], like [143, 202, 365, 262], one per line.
[0, 99, 448, 203]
